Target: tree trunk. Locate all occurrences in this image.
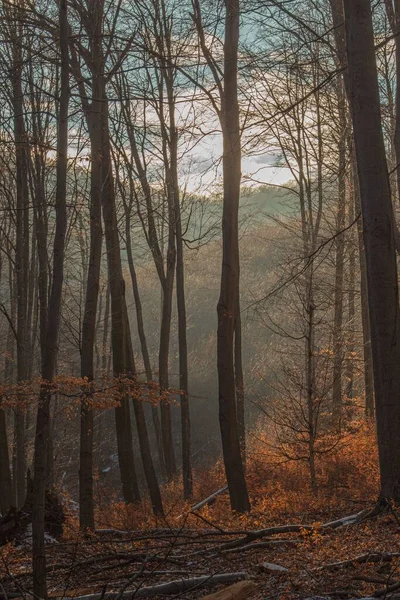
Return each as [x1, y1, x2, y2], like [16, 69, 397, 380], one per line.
[344, 0, 400, 500]
[125, 211, 166, 480]
[165, 65, 193, 497]
[32, 1, 69, 596]
[332, 82, 346, 421]
[329, 0, 375, 418]
[12, 14, 29, 509]
[71, 1, 141, 506]
[159, 240, 177, 480]
[345, 184, 356, 400]
[101, 97, 141, 505]
[351, 151, 375, 417]
[217, 0, 250, 513]
[121, 86, 176, 481]
[79, 60, 103, 531]
[384, 0, 400, 205]
[175, 186, 192, 499]
[235, 304, 245, 463]
[123, 218, 164, 515]
[306, 269, 317, 492]
[0, 401, 12, 514]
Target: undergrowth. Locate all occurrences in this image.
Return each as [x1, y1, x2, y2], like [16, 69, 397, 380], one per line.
[60, 420, 380, 536]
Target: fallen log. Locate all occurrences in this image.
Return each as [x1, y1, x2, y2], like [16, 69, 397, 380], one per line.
[50, 572, 249, 600]
[374, 580, 400, 597]
[190, 487, 229, 513]
[219, 506, 380, 551]
[313, 552, 400, 571]
[222, 539, 301, 554]
[200, 581, 256, 600]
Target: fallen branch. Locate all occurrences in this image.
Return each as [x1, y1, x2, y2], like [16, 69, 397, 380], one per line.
[49, 572, 249, 600]
[374, 581, 400, 597]
[221, 539, 301, 554]
[219, 507, 379, 551]
[313, 552, 400, 572]
[190, 487, 228, 513]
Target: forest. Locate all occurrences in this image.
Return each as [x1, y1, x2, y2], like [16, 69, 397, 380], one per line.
[1, 0, 400, 599]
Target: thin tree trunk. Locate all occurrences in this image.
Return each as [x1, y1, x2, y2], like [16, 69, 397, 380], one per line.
[101, 98, 140, 505]
[351, 152, 375, 417]
[121, 87, 176, 481]
[122, 213, 164, 515]
[159, 241, 177, 480]
[235, 304, 245, 463]
[5, 271, 17, 506]
[125, 211, 166, 479]
[12, 12, 29, 508]
[175, 192, 192, 499]
[332, 83, 346, 421]
[217, 0, 250, 513]
[306, 269, 317, 492]
[0, 401, 12, 514]
[96, 285, 110, 467]
[32, 1, 69, 596]
[164, 55, 193, 495]
[345, 185, 356, 400]
[79, 61, 103, 531]
[70, 1, 141, 505]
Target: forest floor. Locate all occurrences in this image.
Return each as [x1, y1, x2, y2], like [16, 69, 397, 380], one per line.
[1, 424, 398, 600]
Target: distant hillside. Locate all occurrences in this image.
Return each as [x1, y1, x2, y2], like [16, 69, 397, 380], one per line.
[239, 183, 298, 221]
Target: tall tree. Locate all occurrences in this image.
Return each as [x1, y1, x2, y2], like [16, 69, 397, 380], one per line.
[191, 0, 250, 511]
[329, 0, 375, 418]
[78, 0, 104, 533]
[217, 0, 250, 512]
[69, 0, 141, 507]
[70, 0, 164, 515]
[9, 0, 30, 508]
[32, 0, 70, 595]
[344, 0, 400, 500]
[384, 0, 400, 203]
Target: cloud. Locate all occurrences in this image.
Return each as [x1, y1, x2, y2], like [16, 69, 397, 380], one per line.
[253, 154, 277, 165]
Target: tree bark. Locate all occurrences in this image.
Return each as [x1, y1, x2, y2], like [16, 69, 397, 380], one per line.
[344, 0, 400, 500]
[0, 401, 12, 514]
[162, 41, 193, 496]
[11, 10, 29, 509]
[158, 225, 177, 480]
[79, 22, 104, 529]
[351, 151, 375, 418]
[124, 209, 166, 480]
[329, 0, 375, 418]
[332, 81, 346, 421]
[345, 181, 356, 401]
[306, 272, 317, 492]
[32, 1, 69, 596]
[384, 0, 400, 205]
[101, 103, 141, 505]
[70, 0, 141, 506]
[217, 0, 250, 513]
[175, 209, 192, 499]
[235, 304, 245, 463]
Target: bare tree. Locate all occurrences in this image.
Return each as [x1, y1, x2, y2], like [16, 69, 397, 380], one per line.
[32, 0, 69, 595]
[344, 0, 400, 500]
[191, 0, 250, 511]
